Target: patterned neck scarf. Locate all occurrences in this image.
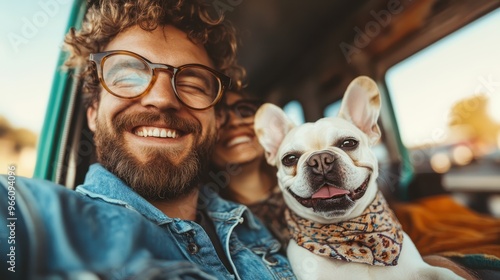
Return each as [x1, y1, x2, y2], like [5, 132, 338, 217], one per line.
[286, 191, 404, 266]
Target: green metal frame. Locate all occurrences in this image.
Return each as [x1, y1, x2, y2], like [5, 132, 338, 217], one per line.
[33, 0, 87, 182]
[379, 80, 414, 201]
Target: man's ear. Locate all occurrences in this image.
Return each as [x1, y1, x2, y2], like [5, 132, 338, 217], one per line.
[254, 103, 295, 166]
[338, 76, 382, 145]
[87, 102, 98, 132]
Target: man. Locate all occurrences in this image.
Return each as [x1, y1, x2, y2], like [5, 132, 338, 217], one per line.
[0, 0, 295, 279]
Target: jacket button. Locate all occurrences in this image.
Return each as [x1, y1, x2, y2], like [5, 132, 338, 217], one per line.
[264, 254, 278, 266]
[187, 243, 199, 254]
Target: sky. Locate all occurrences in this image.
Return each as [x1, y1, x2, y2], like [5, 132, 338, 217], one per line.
[386, 8, 500, 147]
[0, 0, 74, 134]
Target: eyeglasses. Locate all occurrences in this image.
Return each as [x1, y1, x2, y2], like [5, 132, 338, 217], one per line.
[89, 50, 231, 110]
[220, 99, 263, 127]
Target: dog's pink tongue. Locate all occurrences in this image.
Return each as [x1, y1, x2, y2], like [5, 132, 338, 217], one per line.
[312, 186, 350, 199]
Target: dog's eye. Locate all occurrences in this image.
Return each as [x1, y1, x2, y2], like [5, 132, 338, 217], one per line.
[339, 139, 358, 150]
[282, 154, 299, 167]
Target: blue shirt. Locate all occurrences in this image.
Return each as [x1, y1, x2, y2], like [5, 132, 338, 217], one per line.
[0, 164, 295, 279]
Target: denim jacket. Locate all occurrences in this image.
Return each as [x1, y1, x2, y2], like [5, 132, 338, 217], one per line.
[0, 164, 295, 280]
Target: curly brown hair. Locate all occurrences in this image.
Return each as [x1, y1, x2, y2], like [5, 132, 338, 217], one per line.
[64, 0, 245, 108]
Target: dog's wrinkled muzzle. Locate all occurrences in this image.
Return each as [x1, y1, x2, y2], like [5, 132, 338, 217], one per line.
[289, 151, 371, 212]
[289, 176, 370, 211]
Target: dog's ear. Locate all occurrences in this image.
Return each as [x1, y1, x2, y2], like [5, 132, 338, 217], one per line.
[338, 76, 381, 145]
[254, 103, 296, 166]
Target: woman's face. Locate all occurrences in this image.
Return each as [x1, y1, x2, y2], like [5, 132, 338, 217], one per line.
[211, 92, 265, 168]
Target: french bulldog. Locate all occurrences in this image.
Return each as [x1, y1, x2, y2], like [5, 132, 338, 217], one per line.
[254, 76, 463, 279]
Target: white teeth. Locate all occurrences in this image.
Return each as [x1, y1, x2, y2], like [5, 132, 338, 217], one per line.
[153, 128, 160, 137]
[168, 131, 177, 138]
[227, 136, 252, 147]
[134, 127, 179, 139]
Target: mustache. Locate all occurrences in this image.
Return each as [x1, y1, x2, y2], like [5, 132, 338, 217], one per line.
[113, 110, 200, 134]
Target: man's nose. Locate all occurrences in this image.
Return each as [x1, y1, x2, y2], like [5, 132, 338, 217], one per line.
[139, 72, 182, 110]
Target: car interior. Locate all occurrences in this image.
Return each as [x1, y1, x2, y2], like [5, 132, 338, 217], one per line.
[35, 0, 499, 214]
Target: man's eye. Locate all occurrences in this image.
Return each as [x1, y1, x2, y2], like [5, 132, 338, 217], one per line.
[339, 139, 359, 150]
[282, 154, 300, 166]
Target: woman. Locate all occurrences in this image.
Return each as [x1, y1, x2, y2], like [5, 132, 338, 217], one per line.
[209, 91, 289, 248]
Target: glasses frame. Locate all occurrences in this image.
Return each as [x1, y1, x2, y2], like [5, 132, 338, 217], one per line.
[89, 50, 232, 110]
[220, 99, 264, 128]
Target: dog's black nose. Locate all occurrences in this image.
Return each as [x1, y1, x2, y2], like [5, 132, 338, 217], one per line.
[307, 152, 336, 174]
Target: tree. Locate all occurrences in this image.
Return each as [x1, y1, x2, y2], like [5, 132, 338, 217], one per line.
[448, 94, 500, 154]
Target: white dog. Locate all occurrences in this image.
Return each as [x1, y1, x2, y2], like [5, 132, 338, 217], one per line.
[254, 76, 463, 280]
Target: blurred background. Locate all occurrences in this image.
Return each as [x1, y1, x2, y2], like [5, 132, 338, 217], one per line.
[220, 0, 500, 214]
[0, 1, 73, 177]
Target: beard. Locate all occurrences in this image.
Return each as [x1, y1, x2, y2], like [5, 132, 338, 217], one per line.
[93, 109, 217, 201]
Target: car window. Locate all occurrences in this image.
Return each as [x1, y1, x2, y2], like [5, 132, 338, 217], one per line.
[323, 100, 342, 118]
[385, 8, 500, 193]
[0, 1, 74, 177]
[283, 100, 305, 125]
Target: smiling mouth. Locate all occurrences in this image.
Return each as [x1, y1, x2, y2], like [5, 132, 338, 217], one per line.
[133, 126, 182, 139]
[226, 135, 252, 147]
[290, 175, 370, 209]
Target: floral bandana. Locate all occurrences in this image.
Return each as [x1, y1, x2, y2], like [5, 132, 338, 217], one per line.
[286, 191, 404, 266]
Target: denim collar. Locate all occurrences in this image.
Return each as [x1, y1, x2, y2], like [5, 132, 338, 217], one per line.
[76, 164, 260, 229]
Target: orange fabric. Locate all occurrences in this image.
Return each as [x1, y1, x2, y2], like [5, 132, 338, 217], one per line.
[391, 195, 500, 258]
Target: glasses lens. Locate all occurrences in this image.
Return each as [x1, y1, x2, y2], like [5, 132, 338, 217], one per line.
[175, 66, 220, 109]
[102, 54, 152, 98]
[234, 102, 259, 118]
[221, 100, 261, 127]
